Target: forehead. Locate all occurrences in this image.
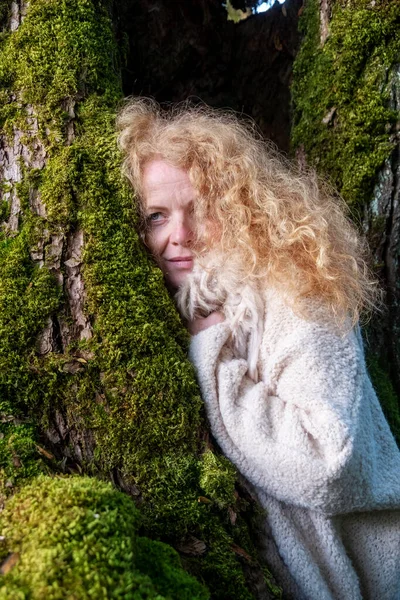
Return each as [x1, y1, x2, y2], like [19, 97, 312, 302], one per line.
[142, 160, 193, 197]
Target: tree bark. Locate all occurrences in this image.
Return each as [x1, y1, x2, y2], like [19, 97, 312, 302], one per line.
[117, 0, 302, 152]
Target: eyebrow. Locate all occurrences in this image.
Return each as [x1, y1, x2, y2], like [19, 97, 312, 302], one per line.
[145, 198, 195, 212]
[144, 205, 165, 212]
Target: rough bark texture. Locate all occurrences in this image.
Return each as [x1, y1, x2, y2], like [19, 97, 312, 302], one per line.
[118, 0, 302, 152]
[291, 0, 400, 442]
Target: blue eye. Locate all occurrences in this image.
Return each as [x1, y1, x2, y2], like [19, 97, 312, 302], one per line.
[146, 212, 166, 225]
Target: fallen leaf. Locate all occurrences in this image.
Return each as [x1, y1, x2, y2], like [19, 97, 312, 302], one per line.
[231, 543, 252, 562]
[36, 445, 54, 460]
[0, 553, 19, 575]
[197, 496, 212, 504]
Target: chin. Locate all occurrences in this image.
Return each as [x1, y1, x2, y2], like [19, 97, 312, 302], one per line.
[166, 270, 191, 291]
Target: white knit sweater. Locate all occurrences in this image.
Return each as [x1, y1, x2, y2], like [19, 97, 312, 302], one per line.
[189, 286, 400, 600]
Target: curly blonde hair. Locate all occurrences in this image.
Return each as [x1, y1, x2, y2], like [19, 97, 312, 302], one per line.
[117, 97, 381, 327]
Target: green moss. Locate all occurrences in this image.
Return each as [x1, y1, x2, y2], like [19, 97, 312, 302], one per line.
[0, 421, 44, 485]
[136, 537, 209, 600]
[0, 475, 209, 599]
[291, 0, 400, 209]
[0, 227, 61, 413]
[0, 400, 49, 505]
[0, 0, 121, 143]
[0, 197, 9, 222]
[0, 225, 58, 498]
[0, 1, 12, 31]
[199, 450, 237, 509]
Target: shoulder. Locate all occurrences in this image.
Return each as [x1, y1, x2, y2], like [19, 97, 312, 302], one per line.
[263, 285, 359, 342]
[260, 285, 364, 379]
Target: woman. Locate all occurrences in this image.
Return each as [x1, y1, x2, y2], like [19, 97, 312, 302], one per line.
[117, 98, 400, 600]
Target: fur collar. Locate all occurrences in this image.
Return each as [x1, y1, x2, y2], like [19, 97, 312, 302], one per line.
[176, 252, 264, 381]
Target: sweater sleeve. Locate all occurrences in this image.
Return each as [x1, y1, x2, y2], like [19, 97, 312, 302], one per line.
[189, 321, 373, 516]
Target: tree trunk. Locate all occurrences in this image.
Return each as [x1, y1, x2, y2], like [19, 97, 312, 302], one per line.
[291, 0, 400, 442]
[117, 0, 302, 152]
[0, 1, 285, 598]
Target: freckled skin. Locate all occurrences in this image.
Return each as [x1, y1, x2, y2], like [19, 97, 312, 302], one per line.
[142, 160, 225, 334]
[142, 160, 196, 290]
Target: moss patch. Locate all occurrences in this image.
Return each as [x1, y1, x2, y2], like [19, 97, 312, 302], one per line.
[0, 475, 209, 599]
[291, 0, 400, 209]
[0, 400, 50, 511]
[0, 1, 12, 31]
[0, 226, 61, 410]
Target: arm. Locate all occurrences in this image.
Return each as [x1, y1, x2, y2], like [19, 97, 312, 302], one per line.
[189, 321, 369, 516]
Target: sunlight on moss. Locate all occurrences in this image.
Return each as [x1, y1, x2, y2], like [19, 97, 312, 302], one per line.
[0, 476, 209, 600]
[291, 0, 400, 440]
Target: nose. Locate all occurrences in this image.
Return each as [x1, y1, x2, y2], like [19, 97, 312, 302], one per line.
[170, 213, 193, 247]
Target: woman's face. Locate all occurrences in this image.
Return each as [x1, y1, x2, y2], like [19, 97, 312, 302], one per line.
[142, 159, 195, 289]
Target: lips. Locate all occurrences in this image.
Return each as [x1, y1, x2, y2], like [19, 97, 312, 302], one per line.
[168, 256, 193, 262]
[167, 256, 193, 269]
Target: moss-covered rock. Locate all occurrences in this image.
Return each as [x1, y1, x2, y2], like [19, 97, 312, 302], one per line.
[0, 475, 209, 599]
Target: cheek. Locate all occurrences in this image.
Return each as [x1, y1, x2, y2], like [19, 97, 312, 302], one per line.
[145, 229, 166, 257]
